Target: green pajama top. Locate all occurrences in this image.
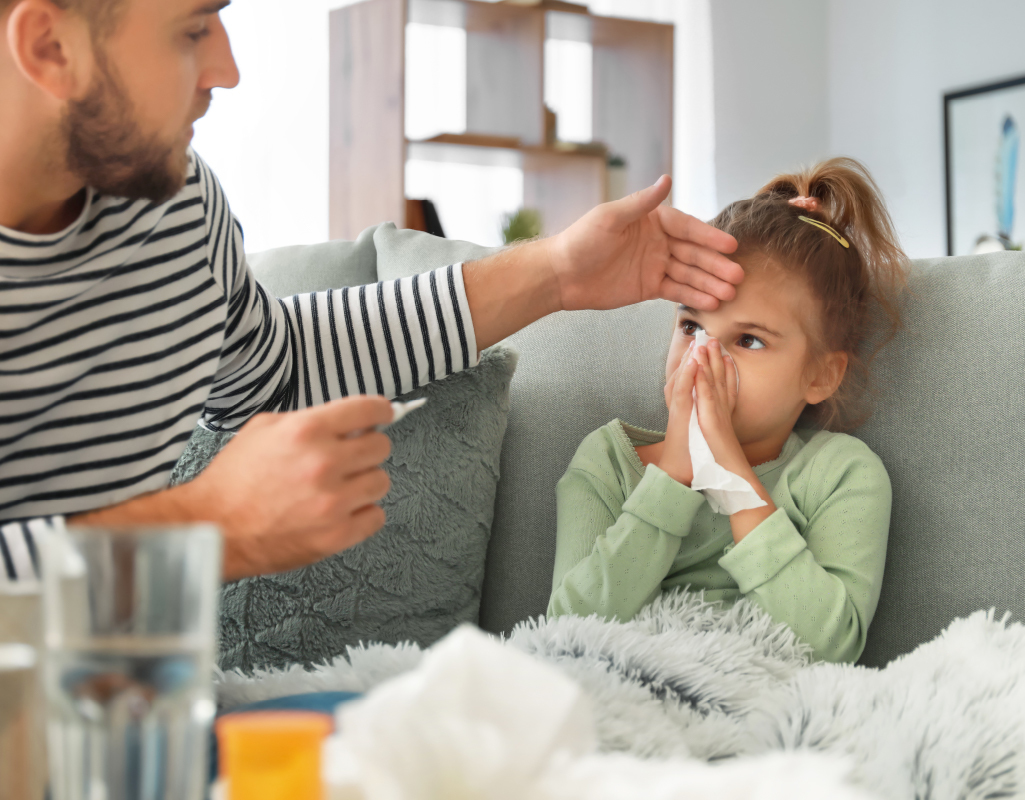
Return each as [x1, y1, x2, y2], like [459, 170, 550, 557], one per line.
[547, 420, 892, 664]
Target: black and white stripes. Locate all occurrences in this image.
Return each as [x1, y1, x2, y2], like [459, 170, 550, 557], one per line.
[0, 517, 54, 585]
[277, 274, 473, 410]
[0, 150, 477, 576]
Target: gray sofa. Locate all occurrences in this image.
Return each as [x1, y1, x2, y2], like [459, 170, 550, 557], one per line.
[250, 224, 1025, 668]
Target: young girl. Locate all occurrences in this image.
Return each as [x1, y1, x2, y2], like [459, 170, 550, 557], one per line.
[547, 158, 908, 664]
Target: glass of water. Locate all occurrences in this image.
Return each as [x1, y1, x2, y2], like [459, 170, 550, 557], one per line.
[42, 525, 221, 800]
[1, 577, 47, 800]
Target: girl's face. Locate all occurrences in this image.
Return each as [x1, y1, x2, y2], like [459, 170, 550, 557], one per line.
[664, 265, 844, 452]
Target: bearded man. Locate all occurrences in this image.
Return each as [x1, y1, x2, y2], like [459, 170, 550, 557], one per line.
[0, 0, 742, 583]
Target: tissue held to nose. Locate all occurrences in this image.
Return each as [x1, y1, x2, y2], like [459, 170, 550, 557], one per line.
[685, 330, 739, 393]
[683, 330, 766, 516]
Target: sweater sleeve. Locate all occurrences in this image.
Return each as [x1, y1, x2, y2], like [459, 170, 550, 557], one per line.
[548, 448, 707, 622]
[717, 437, 891, 663]
[193, 155, 477, 431]
[0, 516, 61, 585]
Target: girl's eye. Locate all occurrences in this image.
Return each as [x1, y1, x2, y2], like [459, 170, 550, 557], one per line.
[680, 319, 703, 336]
[187, 27, 211, 42]
[737, 334, 765, 350]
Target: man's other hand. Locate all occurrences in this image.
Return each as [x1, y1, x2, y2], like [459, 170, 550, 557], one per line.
[188, 395, 394, 580]
[547, 175, 743, 313]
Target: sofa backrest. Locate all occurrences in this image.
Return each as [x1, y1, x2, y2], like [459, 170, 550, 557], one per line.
[251, 228, 1025, 667]
[851, 251, 1025, 665]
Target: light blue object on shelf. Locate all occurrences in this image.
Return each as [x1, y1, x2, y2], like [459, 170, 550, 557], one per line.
[996, 114, 1019, 243]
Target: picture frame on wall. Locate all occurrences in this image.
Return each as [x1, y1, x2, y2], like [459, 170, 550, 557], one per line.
[944, 74, 1025, 256]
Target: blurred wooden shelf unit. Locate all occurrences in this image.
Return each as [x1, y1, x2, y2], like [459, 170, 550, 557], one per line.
[329, 0, 673, 241]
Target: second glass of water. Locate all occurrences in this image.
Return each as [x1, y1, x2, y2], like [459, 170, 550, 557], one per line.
[43, 525, 221, 800]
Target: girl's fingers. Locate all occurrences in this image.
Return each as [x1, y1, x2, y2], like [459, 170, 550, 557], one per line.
[674, 359, 698, 405]
[693, 364, 715, 417]
[706, 339, 727, 397]
[664, 361, 680, 396]
[724, 351, 738, 411]
[669, 361, 697, 422]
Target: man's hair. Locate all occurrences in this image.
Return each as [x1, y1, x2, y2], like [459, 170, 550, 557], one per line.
[2, 0, 126, 41]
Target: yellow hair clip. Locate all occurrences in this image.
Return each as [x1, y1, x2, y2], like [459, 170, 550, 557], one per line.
[798, 216, 849, 248]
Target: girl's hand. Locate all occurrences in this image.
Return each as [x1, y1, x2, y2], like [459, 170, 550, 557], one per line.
[658, 353, 699, 485]
[693, 340, 747, 474]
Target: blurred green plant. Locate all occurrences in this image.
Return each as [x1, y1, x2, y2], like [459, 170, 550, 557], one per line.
[501, 208, 542, 245]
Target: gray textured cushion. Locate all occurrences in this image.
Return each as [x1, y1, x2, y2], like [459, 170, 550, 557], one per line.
[854, 251, 1025, 666]
[172, 345, 517, 672]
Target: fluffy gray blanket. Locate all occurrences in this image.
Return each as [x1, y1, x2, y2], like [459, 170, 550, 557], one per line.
[216, 591, 1025, 800]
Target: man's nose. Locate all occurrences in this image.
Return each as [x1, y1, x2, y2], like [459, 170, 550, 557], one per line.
[200, 16, 241, 91]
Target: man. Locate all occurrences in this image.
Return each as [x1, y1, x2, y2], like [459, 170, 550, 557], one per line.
[0, 0, 742, 582]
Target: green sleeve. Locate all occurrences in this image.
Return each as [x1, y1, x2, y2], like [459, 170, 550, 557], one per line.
[718, 438, 891, 663]
[548, 458, 707, 623]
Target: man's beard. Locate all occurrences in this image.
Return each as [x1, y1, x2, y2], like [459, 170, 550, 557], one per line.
[62, 55, 192, 204]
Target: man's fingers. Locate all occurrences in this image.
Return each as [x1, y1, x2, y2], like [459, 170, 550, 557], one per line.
[338, 466, 392, 512]
[314, 504, 388, 557]
[665, 258, 738, 303]
[346, 504, 388, 546]
[657, 205, 740, 258]
[606, 175, 671, 228]
[668, 241, 745, 290]
[351, 503, 388, 535]
[658, 274, 722, 311]
[337, 431, 392, 479]
[312, 394, 393, 438]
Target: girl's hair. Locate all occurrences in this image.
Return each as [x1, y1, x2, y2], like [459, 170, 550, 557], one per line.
[709, 157, 908, 431]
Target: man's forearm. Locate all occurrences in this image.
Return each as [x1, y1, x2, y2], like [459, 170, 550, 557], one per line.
[68, 482, 264, 581]
[68, 482, 209, 530]
[462, 238, 562, 350]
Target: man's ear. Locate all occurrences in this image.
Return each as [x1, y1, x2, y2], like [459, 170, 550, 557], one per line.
[7, 0, 91, 100]
[805, 351, 848, 406]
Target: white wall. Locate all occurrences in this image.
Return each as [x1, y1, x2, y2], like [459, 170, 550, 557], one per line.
[709, 0, 830, 207]
[828, 0, 1025, 258]
[191, 0, 361, 254]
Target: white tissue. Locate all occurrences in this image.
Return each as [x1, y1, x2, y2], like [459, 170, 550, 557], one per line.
[324, 626, 597, 800]
[684, 330, 767, 516]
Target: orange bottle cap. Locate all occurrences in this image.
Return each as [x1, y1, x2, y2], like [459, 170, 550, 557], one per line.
[216, 711, 333, 800]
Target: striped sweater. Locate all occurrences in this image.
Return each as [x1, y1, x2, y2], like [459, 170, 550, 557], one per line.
[0, 151, 477, 584]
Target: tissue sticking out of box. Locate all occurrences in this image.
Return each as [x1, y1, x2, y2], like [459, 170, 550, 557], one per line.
[685, 330, 766, 516]
[324, 625, 596, 800]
